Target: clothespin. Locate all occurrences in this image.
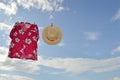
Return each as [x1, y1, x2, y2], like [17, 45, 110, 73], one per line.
[34, 22, 36, 25]
[51, 23, 53, 27]
[15, 21, 19, 25]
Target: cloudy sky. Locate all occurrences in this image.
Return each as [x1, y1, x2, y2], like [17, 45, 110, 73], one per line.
[0, 0, 120, 80]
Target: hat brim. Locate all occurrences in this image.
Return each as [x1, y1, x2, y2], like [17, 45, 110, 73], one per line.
[42, 25, 62, 45]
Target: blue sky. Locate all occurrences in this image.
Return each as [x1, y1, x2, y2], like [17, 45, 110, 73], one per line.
[0, 0, 120, 80]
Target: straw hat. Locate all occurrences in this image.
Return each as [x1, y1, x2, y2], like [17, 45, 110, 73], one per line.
[42, 24, 62, 45]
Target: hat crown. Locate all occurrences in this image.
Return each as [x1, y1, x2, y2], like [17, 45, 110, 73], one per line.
[47, 27, 58, 40]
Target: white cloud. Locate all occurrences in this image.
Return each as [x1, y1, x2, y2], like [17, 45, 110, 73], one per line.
[16, 0, 65, 18]
[49, 14, 54, 19]
[0, 46, 120, 74]
[112, 46, 120, 55]
[17, 0, 52, 11]
[40, 56, 120, 74]
[44, 70, 65, 75]
[0, 46, 8, 62]
[0, 1, 17, 15]
[113, 77, 120, 80]
[16, 0, 64, 13]
[0, 46, 40, 74]
[0, 22, 12, 31]
[0, 58, 40, 73]
[57, 42, 65, 47]
[112, 9, 120, 21]
[84, 32, 100, 40]
[0, 74, 34, 80]
[0, 0, 65, 17]
[0, 22, 13, 46]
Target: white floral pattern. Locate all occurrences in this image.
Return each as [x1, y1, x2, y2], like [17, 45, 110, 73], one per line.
[15, 38, 20, 42]
[19, 29, 24, 34]
[32, 36, 37, 41]
[10, 42, 14, 48]
[15, 53, 20, 57]
[25, 38, 32, 44]
[20, 45, 26, 53]
[13, 32, 17, 36]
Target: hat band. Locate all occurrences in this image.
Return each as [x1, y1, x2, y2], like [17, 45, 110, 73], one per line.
[47, 36, 58, 41]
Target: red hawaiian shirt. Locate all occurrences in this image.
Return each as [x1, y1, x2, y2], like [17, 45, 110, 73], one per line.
[8, 22, 39, 60]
